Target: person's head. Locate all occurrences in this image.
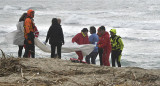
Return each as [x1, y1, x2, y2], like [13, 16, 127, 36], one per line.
[27, 9, 34, 18]
[81, 28, 88, 36]
[110, 29, 116, 37]
[90, 26, 96, 34]
[98, 26, 105, 35]
[19, 13, 27, 22]
[51, 18, 58, 25]
[57, 18, 61, 24]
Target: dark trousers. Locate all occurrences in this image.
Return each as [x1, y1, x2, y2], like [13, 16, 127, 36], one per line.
[18, 45, 23, 57]
[23, 44, 35, 58]
[51, 44, 62, 59]
[98, 48, 103, 66]
[85, 52, 98, 64]
[111, 50, 121, 67]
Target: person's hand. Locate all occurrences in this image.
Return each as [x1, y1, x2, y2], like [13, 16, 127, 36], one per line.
[98, 44, 101, 48]
[117, 50, 122, 55]
[95, 42, 98, 46]
[62, 41, 65, 45]
[43, 41, 47, 45]
[95, 46, 98, 50]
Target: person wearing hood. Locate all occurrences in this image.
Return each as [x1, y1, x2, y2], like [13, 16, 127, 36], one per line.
[25, 22, 39, 58]
[97, 26, 112, 66]
[23, 9, 36, 58]
[72, 28, 89, 62]
[110, 29, 124, 67]
[13, 13, 27, 57]
[45, 18, 64, 59]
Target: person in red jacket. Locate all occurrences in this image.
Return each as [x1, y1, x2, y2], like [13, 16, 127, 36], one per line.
[97, 26, 112, 66]
[97, 27, 103, 66]
[72, 28, 89, 62]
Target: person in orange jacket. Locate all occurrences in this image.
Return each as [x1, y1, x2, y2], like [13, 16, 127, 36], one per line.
[23, 9, 36, 58]
[97, 26, 112, 66]
[72, 28, 89, 62]
[25, 25, 39, 58]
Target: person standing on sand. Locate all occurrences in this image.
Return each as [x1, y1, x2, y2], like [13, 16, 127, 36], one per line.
[72, 28, 89, 62]
[23, 9, 36, 58]
[97, 27, 103, 66]
[110, 29, 124, 67]
[85, 26, 99, 64]
[25, 23, 39, 58]
[13, 13, 27, 58]
[45, 18, 64, 59]
[97, 26, 112, 66]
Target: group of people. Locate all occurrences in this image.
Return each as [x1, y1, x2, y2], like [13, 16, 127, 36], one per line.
[14, 9, 124, 67]
[72, 26, 124, 67]
[14, 9, 39, 58]
[14, 9, 64, 59]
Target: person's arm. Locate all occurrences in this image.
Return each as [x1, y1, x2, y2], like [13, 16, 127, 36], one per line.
[72, 33, 80, 43]
[86, 36, 90, 44]
[34, 26, 39, 38]
[45, 27, 51, 43]
[89, 35, 94, 44]
[17, 22, 24, 33]
[98, 34, 110, 48]
[98, 38, 107, 48]
[60, 26, 64, 45]
[25, 19, 32, 40]
[118, 38, 124, 51]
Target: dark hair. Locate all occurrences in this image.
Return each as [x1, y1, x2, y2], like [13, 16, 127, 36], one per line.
[90, 26, 96, 33]
[52, 18, 58, 25]
[19, 13, 27, 22]
[99, 26, 105, 31]
[81, 28, 88, 32]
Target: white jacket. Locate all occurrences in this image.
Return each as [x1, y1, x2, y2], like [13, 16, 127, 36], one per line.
[13, 21, 24, 46]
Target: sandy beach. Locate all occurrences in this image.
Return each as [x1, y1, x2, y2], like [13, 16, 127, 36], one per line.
[0, 57, 159, 86]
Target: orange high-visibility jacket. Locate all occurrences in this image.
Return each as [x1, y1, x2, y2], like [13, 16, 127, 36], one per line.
[24, 9, 35, 44]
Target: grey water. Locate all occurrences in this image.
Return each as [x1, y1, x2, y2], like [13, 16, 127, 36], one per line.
[0, 0, 160, 69]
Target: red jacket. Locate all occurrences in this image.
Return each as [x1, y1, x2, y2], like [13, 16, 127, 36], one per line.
[34, 26, 39, 38]
[97, 32, 112, 51]
[72, 33, 89, 45]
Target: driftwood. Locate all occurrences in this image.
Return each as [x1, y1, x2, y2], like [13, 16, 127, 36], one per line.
[0, 49, 5, 58]
[0, 58, 159, 86]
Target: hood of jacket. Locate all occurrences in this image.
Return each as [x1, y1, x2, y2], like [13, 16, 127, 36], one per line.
[110, 29, 116, 35]
[27, 9, 34, 18]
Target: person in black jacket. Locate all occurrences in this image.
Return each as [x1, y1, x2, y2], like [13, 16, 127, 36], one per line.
[45, 18, 64, 59]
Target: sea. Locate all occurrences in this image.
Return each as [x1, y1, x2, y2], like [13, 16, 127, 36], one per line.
[0, 0, 160, 69]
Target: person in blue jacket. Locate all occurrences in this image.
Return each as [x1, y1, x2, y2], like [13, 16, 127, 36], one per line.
[85, 26, 99, 64]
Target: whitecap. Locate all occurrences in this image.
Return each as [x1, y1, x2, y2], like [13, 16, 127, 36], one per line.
[3, 5, 21, 11]
[25, 5, 46, 11]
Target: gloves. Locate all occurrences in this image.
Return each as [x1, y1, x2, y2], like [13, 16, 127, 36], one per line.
[43, 41, 47, 45]
[62, 41, 65, 45]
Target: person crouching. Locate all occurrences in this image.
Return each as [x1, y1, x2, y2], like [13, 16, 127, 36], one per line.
[72, 28, 89, 62]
